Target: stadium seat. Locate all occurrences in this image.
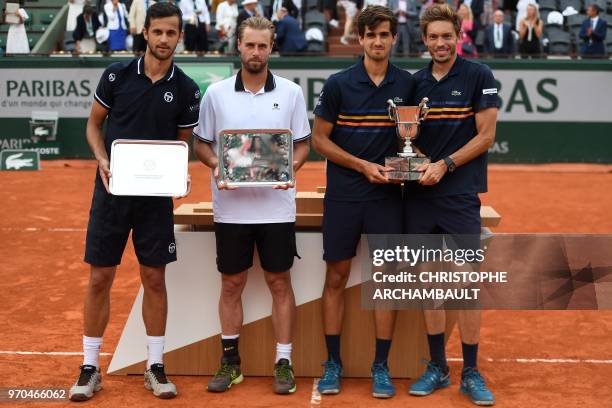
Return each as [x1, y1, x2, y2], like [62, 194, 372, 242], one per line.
[606, 29, 612, 52]
[63, 30, 75, 52]
[560, 0, 583, 13]
[39, 12, 56, 25]
[306, 39, 325, 53]
[539, 0, 559, 11]
[566, 13, 586, 27]
[547, 29, 571, 54]
[304, 9, 326, 29]
[305, 0, 319, 10]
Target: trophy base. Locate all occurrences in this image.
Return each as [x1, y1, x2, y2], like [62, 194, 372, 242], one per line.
[385, 155, 430, 182]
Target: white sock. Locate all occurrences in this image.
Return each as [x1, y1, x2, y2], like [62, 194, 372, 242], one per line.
[147, 336, 165, 369]
[275, 343, 292, 364]
[82, 336, 103, 368]
[221, 334, 240, 340]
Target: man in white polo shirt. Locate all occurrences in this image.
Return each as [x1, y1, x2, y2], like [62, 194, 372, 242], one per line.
[193, 16, 310, 395]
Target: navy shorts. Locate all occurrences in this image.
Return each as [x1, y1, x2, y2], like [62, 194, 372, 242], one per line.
[322, 198, 403, 262]
[404, 193, 482, 252]
[84, 186, 176, 267]
[214, 222, 298, 275]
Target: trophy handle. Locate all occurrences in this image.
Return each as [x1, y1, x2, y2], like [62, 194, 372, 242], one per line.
[387, 99, 397, 122]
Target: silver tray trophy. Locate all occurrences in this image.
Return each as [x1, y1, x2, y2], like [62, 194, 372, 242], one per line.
[385, 97, 430, 181]
[217, 129, 293, 187]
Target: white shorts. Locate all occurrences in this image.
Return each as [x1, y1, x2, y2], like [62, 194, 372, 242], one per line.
[338, 0, 358, 17]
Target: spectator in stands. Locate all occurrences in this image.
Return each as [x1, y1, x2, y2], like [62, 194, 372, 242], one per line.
[390, 0, 417, 55]
[5, 2, 29, 54]
[338, 0, 359, 44]
[518, 3, 542, 56]
[66, 0, 86, 32]
[515, 0, 536, 31]
[216, 0, 239, 52]
[180, 0, 211, 54]
[104, 0, 130, 51]
[484, 9, 514, 56]
[238, 0, 261, 28]
[323, 0, 340, 29]
[457, 3, 478, 57]
[73, 5, 101, 53]
[579, 4, 607, 57]
[470, 0, 484, 42]
[275, 6, 307, 53]
[129, 0, 155, 54]
[270, 0, 299, 22]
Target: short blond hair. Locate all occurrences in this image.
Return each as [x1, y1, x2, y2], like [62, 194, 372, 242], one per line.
[420, 4, 461, 37]
[237, 16, 275, 43]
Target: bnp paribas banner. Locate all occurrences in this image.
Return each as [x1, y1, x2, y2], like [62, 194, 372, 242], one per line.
[274, 69, 612, 123]
[0, 63, 610, 162]
[1, 66, 611, 122]
[0, 64, 234, 118]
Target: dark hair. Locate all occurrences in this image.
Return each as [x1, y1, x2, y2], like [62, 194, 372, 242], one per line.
[420, 4, 461, 37]
[357, 5, 398, 37]
[237, 16, 275, 43]
[588, 4, 601, 14]
[144, 2, 183, 30]
[83, 4, 93, 15]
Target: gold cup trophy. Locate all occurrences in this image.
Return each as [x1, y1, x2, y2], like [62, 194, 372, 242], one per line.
[385, 97, 431, 181]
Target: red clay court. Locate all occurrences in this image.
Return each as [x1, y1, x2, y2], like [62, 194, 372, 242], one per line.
[1, 160, 611, 407]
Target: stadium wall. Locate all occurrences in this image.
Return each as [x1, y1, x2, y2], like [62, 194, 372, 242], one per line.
[0, 57, 610, 163]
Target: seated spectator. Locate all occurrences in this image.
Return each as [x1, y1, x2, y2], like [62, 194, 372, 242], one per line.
[484, 9, 515, 57]
[104, 0, 130, 51]
[180, 0, 211, 54]
[216, 0, 239, 52]
[390, 0, 417, 56]
[5, 2, 29, 54]
[518, 3, 542, 57]
[73, 5, 101, 53]
[237, 0, 260, 29]
[579, 4, 607, 57]
[457, 3, 478, 57]
[66, 0, 86, 32]
[129, 0, 155, 54]
[275, 6, 306, 54]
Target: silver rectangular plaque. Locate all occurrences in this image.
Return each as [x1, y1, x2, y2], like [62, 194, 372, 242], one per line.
[109, 139, 189, 197]
[217, 129, 293, 187]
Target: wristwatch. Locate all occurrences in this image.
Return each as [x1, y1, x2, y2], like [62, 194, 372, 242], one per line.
[442, 156, 456, 173]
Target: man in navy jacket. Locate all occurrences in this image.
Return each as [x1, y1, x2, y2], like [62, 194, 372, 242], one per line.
[483, 10, 514, 57]
[275, 7, 306, 54]
[579, 4, 607, 57]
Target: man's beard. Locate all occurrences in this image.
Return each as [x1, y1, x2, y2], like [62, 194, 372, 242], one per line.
[365, 47, 389, 62]
[242, 58, 268, 74]
[148, 43, 176, 61]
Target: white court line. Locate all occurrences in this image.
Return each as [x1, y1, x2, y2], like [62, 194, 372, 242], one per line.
[0, 351, 112, 356]
[310, 379, 321, 406]
[0, 228, 86, 232]
[447, 357, 612, 364]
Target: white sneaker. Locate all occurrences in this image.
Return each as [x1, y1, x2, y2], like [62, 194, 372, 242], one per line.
[329, 19, 339, 28]
[144, 363, 177, 399]
[340, 36, 349, 45]
[69, 365, 102, 401]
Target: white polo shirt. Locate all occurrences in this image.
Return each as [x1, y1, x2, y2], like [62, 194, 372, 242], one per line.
[194, 71, 311, 224]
